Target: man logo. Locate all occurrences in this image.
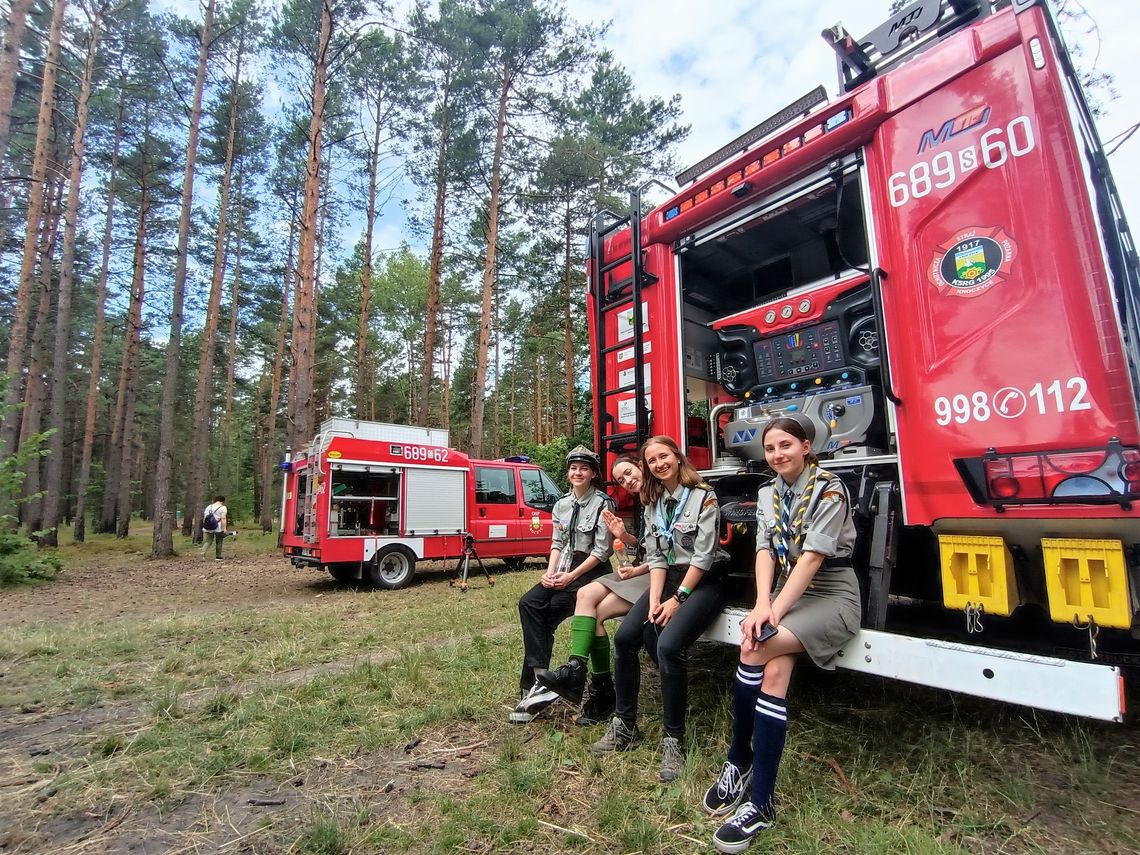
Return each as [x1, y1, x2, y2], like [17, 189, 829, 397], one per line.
[917, 105, 991, 153]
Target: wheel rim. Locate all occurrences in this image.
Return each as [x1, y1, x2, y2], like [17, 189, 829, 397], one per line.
[378, 552, 410, 584]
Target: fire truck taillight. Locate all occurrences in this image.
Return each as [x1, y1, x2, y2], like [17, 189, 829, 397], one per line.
[957, 441, 1140, 509]
[1122, 450, 1140, 491]
[988, 474, 1019, 499]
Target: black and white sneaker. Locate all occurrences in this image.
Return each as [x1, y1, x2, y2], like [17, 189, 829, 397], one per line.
[712, 801, 774, 854]
[508, 681, 559, 724]
[536, 658, 587, 704]
[703, 760, 752, 816]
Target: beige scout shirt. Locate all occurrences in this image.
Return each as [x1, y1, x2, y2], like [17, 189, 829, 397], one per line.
[755, 466, 856, 563]
[550, 487, 615, 563]
[643, 483, 720, 571]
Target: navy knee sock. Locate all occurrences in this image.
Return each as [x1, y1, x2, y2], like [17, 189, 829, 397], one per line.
[726, 662, 764, 769]
[750, 691, 788, 812]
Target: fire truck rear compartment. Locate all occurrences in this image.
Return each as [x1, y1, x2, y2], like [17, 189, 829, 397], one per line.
[678, 169, 886, 463]
[679, 171, 867, 317]
[674, 169, 1140, 655]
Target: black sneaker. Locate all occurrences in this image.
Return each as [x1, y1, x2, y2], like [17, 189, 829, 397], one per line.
[535, 658, 587, 705]
[703, 760, 752, 816]
[712, 801, 774, 854]
[574, 674, 615, 726]
[508, 681, 560, 724]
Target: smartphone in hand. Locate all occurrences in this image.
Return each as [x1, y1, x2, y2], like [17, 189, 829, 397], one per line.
[753, 621, 778, 644]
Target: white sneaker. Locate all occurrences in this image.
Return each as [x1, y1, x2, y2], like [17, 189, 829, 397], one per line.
[508, 681, 559, 724]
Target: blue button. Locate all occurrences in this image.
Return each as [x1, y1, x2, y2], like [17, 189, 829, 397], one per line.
[841, 372, 849, 380]
[788, 404, 799, 411]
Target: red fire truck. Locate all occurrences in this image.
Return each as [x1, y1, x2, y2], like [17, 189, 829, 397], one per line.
[588, 0, 1139, 720]
[281, 419, 561, 588]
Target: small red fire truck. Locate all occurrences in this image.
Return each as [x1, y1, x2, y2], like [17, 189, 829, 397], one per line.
[588, 0, 1139, 720]
[281, 419, 561, 588]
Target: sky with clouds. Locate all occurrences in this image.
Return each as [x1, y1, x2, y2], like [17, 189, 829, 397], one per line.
[571, 0, 1139, 218]
[152, 0, 1138, 266]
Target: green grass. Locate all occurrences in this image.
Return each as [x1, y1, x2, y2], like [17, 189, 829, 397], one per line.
[1, 539, 1138, 853]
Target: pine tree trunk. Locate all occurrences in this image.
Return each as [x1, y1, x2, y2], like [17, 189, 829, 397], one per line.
[288, 0, 331, 450]
[562, 193, 575, 438]
[74, 96, 123, 542]
[534, 350, 542, 444]
[356, 85, 383, 419]
[442, 313, 452, 428]
[260, 200, 296, 533]
[419, 83, 451, 425]
[221, 183, 243, 499]
[98, 316, 131, 533]
[152, 0, 216, 557]
[21, 177, 63, 536]
[492, 286, 500, 457]
[117, 177, 149, 538]
[0, 0, 32, 191]
[42, 9, 106, 547]
[1, 0, 67, 473]
[185, 18, 239, 544]
[470, 65, 511, 458]
[509, 365, 516, 441]
[313, 140, 332, 426]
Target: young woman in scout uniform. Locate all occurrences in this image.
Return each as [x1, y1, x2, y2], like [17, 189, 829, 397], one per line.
[707, 415, 860, 853]
[535, 454, 649, 725]
[591, 435, 727, 783]
[511, 445, 615, 724]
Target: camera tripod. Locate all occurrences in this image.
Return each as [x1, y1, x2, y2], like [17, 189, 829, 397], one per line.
[449, 534, 493, 592]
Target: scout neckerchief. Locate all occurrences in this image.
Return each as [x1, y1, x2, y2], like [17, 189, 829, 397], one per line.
[655, 486, 691, 565]
[772, 461, 819, 577]
[557, 488, 592, 573]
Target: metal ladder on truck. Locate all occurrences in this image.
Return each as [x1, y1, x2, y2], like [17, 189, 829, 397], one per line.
[300, 425, 353, 543]
[589, 181, 672, 462]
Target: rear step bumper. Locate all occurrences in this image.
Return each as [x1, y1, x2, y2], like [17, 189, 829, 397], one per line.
[702, 608, 1125, 722]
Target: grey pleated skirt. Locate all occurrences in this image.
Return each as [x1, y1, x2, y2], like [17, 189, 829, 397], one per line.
[775, 566, 862, 670]
[594, 571, 651, 604]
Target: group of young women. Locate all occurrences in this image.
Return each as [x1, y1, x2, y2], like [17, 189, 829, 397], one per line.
[512, 417, 860, 853]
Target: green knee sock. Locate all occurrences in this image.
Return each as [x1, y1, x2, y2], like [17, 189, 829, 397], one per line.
[589, 630, 611, 677]
[569, 615, 597, 662]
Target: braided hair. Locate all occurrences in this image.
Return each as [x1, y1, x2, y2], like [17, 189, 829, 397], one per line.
[763, 417, 822, 575]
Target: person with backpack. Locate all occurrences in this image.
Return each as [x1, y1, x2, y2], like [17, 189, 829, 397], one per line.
[705, 415, 860, 853]
[510, 446, 615, 724]
[201, 495, 230, 560]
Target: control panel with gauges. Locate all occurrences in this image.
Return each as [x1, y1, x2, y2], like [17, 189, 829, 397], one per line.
[710, 276, 885, 458]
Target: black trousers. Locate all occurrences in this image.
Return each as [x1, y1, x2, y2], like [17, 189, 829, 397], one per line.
[613, 565, 727, 740]
[517, 552, 603, 695]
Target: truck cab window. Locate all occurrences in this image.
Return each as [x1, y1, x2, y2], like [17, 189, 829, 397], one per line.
[521, 468, 562, 511]
[475, 466, 516, 504]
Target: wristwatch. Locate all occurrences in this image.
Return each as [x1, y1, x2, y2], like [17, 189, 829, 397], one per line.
[673, 588, 690, 605]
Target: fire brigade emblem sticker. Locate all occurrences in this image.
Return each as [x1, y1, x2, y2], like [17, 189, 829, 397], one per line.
[927, 226, 1017, 298]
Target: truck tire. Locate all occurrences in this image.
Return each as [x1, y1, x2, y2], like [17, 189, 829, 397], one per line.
[367, 546, 416, 590]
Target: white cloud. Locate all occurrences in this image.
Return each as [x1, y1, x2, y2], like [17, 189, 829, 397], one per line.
[583, 0, 1137, 218]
